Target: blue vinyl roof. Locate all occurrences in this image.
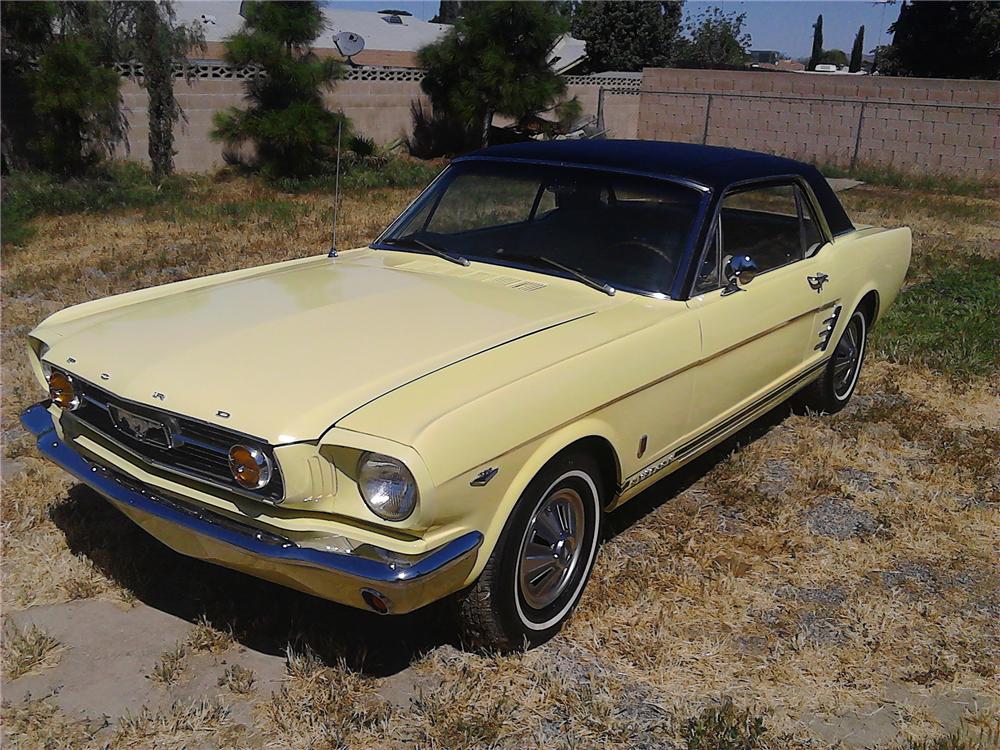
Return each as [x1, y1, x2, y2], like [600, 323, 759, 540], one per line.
[460, 140, 854, 236]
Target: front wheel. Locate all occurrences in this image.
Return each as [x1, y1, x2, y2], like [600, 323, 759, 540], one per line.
[800, 306, 868, 413]
[458, 453, 604, 651]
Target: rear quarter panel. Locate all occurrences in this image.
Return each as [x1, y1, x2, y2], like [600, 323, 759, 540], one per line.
[818, 226, 912, 353]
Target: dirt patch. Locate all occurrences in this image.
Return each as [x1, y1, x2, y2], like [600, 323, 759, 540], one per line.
[3, 599, 287, 727]
[803, 497, 882, 540]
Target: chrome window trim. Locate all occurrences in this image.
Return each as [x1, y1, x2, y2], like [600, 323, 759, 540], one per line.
[687, 175, 834, 297]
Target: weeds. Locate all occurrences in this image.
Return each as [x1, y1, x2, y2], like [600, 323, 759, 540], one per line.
[2, 697, 102, 748]
[271, 155, 444, 194]
[113, 698, 231, 748]
[218, 664, 256, 695]
[186, 615, 234, 654]
[900, 714, 1000, 749]
[409, 675, 516, 749]
[149, 642, 187, 685]
[2, 623, 62, 679]
[1, 156, 439, 248]
[1, 162, 190, 247]
[683, 699, 771, 750]
[260, 646, 390, 748]
[821, 161, 999, 197]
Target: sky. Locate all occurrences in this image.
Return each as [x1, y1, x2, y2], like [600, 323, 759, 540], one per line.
[324, 1, 903, 60]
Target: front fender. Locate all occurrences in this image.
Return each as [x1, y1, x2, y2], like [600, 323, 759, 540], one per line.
[434, 416, 623, 584]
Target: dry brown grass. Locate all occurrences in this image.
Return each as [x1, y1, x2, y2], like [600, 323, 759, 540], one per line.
[187, 614, 235, 654]
[2, 173, 997, 749]
[255, 645, 391, 748]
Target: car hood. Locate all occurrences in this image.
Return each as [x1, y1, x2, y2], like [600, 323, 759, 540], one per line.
[36, 250, 618, 442]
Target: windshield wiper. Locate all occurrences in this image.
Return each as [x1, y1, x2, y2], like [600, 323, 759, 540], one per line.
[382, 236, 470, 267]
[498, 252, 616, 296]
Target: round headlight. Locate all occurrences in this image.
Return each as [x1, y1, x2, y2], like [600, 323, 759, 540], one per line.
[357, 452, 418, 521]
[48, 371, 80, 411]
[228, 444, 272, 489]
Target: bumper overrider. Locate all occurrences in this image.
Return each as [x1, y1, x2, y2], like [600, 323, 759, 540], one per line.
[21, 403, 482, 615]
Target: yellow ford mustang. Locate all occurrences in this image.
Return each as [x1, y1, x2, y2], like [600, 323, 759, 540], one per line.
[22, 141, 910, 649]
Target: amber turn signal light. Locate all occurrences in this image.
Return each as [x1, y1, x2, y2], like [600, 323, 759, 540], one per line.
[48, 371, 80, 411]
[228, 444, 272, 489]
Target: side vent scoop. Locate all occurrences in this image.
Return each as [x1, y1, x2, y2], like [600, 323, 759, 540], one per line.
[815, 305, 843, 351]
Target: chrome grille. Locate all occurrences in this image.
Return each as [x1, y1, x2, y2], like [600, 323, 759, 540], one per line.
[63, 373, 283, 502]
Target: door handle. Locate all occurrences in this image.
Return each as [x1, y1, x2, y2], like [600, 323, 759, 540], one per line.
[807, 273, 829, 293]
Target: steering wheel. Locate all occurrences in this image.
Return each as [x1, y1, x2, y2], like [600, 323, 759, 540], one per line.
[608, 239, 676, 280]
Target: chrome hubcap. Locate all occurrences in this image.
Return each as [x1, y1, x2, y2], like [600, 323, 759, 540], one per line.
[518, 487, 586, 610]
[833, 315, 863, 399]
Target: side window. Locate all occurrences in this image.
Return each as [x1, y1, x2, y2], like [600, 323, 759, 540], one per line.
[534, 184, 557, 218]
[720, 184, 803, 274]
[693, 182, 827, 293]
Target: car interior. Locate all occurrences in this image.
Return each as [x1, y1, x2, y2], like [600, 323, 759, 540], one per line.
[694, 183, 826, 292]
[396, 169, 701, 295]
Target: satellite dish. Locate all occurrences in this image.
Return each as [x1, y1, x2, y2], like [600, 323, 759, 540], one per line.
[333, 31, 366, 60]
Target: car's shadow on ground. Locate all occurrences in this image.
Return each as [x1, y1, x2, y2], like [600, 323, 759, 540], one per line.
[50, 488, 459, 677]
[49, 400, 799, 677]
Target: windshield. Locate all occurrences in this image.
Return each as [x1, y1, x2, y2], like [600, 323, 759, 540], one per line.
[376, 161, 703, 296]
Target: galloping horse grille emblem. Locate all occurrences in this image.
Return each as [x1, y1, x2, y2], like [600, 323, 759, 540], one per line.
[108, 405, 172, 448]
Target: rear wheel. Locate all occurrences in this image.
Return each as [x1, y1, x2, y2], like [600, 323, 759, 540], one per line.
[458, 452, 604, 651]
[800, 306, 868, 413]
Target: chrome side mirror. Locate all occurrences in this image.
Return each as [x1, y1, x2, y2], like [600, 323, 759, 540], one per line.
[722, 254, 758, 296]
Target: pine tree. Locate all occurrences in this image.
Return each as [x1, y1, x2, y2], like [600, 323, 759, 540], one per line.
[419, 1, 570, 147]
[849, 25, 864, 73]
[879, 1, 1000, 79]
[211, 1, 347, 178]
[808, 14, 823, 71]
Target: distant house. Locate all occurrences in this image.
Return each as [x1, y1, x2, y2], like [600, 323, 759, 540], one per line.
[750, 50, 782, 65]
[173, 2, 586, 71]
[749, 50, 805, 72]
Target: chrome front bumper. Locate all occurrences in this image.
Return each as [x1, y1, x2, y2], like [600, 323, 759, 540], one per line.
[21, 403, 482, 614]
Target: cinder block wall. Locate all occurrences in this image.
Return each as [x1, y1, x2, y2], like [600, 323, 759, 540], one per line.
[638, 69, 999, 178]
[118, 76, 639, 173]
[563, 83, 640, 140]
[117, 78, 429, 172]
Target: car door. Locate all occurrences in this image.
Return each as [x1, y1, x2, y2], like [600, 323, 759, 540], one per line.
[683, 180, 837, 442]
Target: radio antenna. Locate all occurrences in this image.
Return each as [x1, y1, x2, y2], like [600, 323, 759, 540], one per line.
[328, 117, 343, 258]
